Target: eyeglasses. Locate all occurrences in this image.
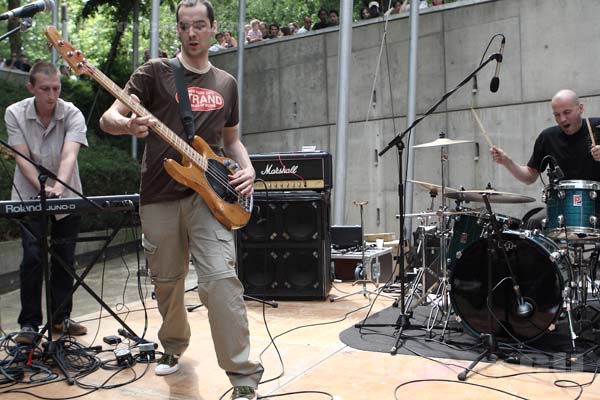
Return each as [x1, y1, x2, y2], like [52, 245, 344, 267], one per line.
[178, 20, 209, 32]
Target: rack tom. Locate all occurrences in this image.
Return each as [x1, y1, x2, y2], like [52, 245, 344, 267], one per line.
[544, 180, 600, 241]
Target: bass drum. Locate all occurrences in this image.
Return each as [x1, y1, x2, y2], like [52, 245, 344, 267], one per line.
[450, 230, 570, 343]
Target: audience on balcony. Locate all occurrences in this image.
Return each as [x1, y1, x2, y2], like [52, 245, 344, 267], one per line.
[209, 1, 452, 50]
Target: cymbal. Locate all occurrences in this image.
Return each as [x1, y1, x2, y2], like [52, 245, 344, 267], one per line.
[412, 138, 475, 148]
[408, 179, 459, 194]
[445, 189, 536, 204]
[400, 210, 481, 218]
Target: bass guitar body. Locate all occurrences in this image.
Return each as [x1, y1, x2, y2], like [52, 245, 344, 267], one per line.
[164, 136, 252, 230]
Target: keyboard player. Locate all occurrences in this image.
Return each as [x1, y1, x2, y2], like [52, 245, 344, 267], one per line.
[5, 61, 88, 344]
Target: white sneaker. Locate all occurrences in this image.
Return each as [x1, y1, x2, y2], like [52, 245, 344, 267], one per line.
[155, 353, 179, 376]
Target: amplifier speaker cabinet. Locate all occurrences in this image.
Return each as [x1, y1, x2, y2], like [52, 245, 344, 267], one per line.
[236, 191, 331, 300]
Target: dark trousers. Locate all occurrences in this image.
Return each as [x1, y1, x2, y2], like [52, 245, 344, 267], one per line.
[18, 214, 81, 329]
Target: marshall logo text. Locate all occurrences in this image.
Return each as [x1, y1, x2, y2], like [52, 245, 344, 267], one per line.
[260, 164, 299, 176]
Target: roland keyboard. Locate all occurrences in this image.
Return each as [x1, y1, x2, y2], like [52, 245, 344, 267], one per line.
[250, 151, 332, 191]
[0, 194, 140, 217]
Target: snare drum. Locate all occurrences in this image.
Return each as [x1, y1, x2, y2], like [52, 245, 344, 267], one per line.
[450, 230, 570, 343]
[544, 180, 600, 241]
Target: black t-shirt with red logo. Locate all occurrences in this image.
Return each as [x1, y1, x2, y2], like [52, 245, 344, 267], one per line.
[527, 117, 600, 182]
[125, 58, 239, 205]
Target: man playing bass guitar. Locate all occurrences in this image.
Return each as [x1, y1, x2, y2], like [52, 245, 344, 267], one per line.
[100, 1, 262, 399]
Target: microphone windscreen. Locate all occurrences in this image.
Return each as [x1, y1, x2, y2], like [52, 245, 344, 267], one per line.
[490, 77, 500, 93]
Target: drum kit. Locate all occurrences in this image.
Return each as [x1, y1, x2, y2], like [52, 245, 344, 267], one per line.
[402, 136, 600, 352]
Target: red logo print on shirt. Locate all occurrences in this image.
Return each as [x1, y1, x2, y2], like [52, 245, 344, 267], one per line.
[176, 88, 225, 111]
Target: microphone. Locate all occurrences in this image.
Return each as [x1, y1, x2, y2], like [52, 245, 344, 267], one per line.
[490, 37, 505, 93]
[552, 164, 565, 183]
[0, 0, 54, 21]
[547, 156, 564, 184]
[516, 297, 533, 318]
[512, 283, 533, 318]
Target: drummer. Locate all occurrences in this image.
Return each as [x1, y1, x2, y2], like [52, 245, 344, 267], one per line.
[490, 89, 600, 228]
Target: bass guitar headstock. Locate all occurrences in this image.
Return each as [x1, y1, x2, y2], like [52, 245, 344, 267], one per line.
[45, 25, 92, 77]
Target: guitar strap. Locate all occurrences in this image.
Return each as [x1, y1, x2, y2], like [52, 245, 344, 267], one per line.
[169, 57, 196, 141]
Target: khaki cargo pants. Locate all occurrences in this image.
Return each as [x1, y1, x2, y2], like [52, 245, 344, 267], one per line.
[141, 193, 263, 387]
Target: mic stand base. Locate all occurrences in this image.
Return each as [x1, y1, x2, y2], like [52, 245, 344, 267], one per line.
[457, 333, 498, 381]
[43, 340, 75, 385]
[243, 295, 278, 308]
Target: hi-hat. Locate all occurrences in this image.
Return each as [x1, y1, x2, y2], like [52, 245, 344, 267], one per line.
[408, 179, 458, 194]
[412, 138, 474, 148]
[445, 189, 535, 204]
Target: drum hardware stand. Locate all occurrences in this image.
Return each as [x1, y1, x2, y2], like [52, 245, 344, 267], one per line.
[331, 201, 396, 302]
[403, 226, 440, 311]
[423, 135, 456, 340]
[568, 246, 600, 334]
[562, 285, 579, 351]
[426, 268, 453, 339]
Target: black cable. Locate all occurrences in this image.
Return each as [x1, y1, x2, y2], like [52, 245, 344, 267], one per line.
[218, 292, 375, 400]
[393, 378, 531, 400]
[257, 391, 334, 399]
[258, 300, 375, 385]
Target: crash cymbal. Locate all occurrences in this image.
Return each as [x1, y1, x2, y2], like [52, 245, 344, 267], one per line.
[400, 210, 481, 218]
[408, 179, 459, 194]
[412, 138, 475, 148]
[445, 189, 536, 204]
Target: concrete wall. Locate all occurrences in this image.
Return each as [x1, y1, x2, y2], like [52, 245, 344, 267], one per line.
[210, 0, 600, 237]
[0, 67, 28, 85]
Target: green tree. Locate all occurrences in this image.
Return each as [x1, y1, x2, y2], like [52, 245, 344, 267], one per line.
[7, 0, 22, 57]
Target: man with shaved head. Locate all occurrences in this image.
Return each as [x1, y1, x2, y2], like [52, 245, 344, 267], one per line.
[491, 89, 600, 227]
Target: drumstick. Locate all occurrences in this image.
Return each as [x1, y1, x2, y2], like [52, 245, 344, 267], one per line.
[586, 117, 596, 146]
[470, 107, 494, 147]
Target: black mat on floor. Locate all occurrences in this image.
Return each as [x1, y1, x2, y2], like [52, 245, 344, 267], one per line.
[340, 303, 600, 372]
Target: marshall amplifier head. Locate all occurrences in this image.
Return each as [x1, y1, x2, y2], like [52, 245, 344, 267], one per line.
[250, 151, 332, 192]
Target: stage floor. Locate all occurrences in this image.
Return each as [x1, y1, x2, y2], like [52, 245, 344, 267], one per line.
[1, 253, 600, 399]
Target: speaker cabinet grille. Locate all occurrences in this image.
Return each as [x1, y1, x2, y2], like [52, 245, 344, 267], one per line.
[237, 191, 331, 299]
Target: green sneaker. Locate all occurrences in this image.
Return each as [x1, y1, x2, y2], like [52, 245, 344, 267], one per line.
[155, 353, 179, 376]
[231, 386, 257, 400]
